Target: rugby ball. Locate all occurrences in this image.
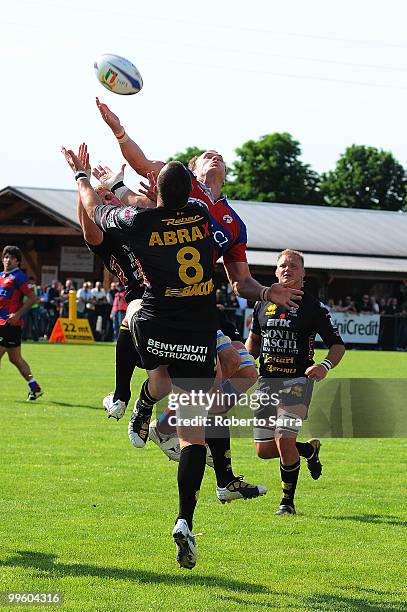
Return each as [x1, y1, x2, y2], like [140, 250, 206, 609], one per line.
[94, 54, 143, 95]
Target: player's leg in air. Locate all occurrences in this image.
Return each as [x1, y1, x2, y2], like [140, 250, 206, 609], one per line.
[103, 300, 143, 420]
[149, 329, 267, 503]
[254, 378, 322, 515]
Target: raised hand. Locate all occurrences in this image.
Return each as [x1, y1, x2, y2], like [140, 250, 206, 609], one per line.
[266, 281, 303, 309]
[138, 171, 157, 202]
[61, 147, 85, 174]
[92, 163, 126, 190]
[95, 97, 123, 135]
[78, 143, 91, 179]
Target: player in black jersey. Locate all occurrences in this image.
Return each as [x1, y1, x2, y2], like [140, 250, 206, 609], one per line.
[87, 228, 145, 417]
[74, 145, 149, 419]
[246, 249, 345, 515]
[63, 148, 218, 569]
[78, 147, 266, 505]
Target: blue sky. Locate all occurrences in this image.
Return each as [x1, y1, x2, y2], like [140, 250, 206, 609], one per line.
[2, 0, 407, 191]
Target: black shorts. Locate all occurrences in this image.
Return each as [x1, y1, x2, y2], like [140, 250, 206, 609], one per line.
[253, 376, 314, 442]
[130, 317, 217, 392]
[0, 324, 22, 348]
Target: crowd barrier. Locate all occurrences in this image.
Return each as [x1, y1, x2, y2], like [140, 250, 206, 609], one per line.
[242, 309, 407, 350]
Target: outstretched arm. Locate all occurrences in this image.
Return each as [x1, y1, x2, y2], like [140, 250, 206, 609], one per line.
[224, 261, 303, 309]
[77, 193, 103, 245]
[95, 97, 165, 178]
[74, 144, 103, 245]
[62, 146, 101, 221]
[92, 163, 157, 208]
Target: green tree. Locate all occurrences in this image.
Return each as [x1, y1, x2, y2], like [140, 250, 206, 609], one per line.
[320, 145, 407, 211]
[225, 133, 324, 204]
[167, 146, 204, 167]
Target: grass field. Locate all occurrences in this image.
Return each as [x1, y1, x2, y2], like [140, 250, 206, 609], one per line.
[1, 344, 406, 612]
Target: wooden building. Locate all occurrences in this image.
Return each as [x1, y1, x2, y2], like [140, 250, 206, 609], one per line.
[1, 185, 406, 299]
[0, 186, 105, 287]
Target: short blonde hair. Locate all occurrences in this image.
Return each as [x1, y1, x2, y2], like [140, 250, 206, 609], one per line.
[189, 152, 228, 177]
[188, 155, 199, 172]
[277, 249, 304, 267]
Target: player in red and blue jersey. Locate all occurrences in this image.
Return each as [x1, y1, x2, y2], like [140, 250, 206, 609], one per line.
[0, 245, 43, 400]
[95, 99, 303, 503]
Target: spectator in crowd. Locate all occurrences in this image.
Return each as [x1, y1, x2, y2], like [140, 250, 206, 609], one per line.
[215, 288, 228, 309]
[60, 279, 74, 317]
[92, 280, 109, 340]
[385, 297, 400, 316]
[107, 281, 118, 306]
[331, 299, 344, 313]
[110, 284, 127, 341]
[342, 296, 357, 314]
[22, 278, 41, 341]
[378, 298, 388, 315]
[76, 281, 94, 320]
[105, 281, 118, 342]
[44, 280, 61, 336]
[370, 296, 379, 313]
[357, 294, 374, 314]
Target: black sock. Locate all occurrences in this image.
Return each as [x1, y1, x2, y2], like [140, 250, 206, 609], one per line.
[113, 327, 141, 404]
[137, 379, 157, 414]
[205, 417, 236, 488]
[177, 444, 206, 531]
[280, 460, 300, 508]
[296, 442, 314, 460]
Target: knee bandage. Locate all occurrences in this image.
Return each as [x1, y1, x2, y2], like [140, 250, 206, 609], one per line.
[216, 329, 232, 352]
[238, 348, 256, 370]
[275, 408, 303, 435]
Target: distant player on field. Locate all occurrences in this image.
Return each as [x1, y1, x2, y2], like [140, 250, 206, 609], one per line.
[0, 246, 43, 400]
[246, 249, 345, 515]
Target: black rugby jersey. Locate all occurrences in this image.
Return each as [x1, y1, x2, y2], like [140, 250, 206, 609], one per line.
[93, 201, 217, 332]
[251, 293, 344, 378]
[86, 233, 144, 304]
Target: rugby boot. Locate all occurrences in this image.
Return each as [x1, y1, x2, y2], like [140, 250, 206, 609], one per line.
[128, 398, 152, 448]
[103, 392, 127, 420]
[305, 438, 323, 480]
[172, 519, 198, 570]
[27, 384, 43, 401]
[216, 476, 267, 504]
[275, 504, 296, 516]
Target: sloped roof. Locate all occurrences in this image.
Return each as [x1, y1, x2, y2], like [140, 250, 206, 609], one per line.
[231, 200, 407, 258]
[0, 186, 80, 229]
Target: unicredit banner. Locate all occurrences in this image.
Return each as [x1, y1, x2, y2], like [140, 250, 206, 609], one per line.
[243, 309, 380, 344]
[326, 313, 380, 344]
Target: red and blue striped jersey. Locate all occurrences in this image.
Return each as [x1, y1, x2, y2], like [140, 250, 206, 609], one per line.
[188, 171, 247, 264]
[0, 268, 34, 326]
